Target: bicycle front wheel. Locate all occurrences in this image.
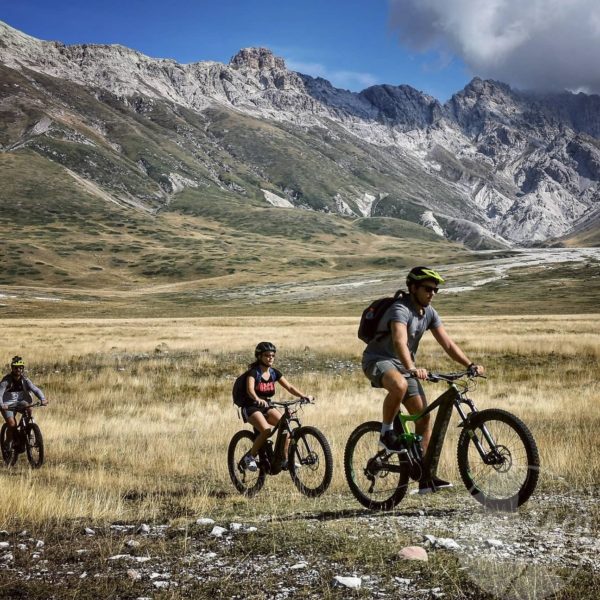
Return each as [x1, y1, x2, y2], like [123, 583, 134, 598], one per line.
[0, 424, 18, 467]
[457, 408, 539, 511]
[227, 430, 265, 497]
[288, 426, 333, 497]
[25, 423, 44, 468]
[344, 421, 409, 510]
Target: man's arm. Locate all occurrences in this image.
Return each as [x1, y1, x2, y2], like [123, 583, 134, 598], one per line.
[430, 325, 484, 373]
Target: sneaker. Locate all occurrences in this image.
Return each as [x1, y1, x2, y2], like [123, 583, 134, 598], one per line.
[418, 477, 453, 494]
[379, 430, 406, 453]
[242, 453, 258, 472]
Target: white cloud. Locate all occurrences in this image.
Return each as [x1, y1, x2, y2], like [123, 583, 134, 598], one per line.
[389, 0, 600, 94]
[286, 59, 378, 90]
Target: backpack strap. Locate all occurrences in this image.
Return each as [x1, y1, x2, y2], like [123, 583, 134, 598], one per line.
[375, 290, 407, 340]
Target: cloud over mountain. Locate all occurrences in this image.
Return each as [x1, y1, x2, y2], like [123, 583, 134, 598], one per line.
[389, 0, 600, 94]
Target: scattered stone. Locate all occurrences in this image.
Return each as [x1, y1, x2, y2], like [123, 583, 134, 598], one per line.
[84, 527, 95, 536]
[290, 562, 308, 570]
[126, 539, 141, 548]
[0, 542, 9, 549]
[487, 539, 503, 548]
[333, 575, 362, 589]
[153, 581, 169, 589]
[127, 569, 142, 581]
[17, 544, 27, 551]
[245, 526, 258, 533]
[229, 522, 243, 531]
[395, 577, 413, 585]
[195, 518, 215, 526]
[398, 546, 428, 561]
[1, 553, 14, 562]
[424, 535, 461, 550]
[80, 572, 87, 579]
[136, 524, 151, 534]
[108, 554, 131, 561]
[209, 526, 228, 537]
[18, 530, 28, 537]
[35, 540, 45, 548]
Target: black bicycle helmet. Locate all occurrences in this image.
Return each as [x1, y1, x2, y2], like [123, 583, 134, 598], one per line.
[10, 356, 25, 367]
[406, 266, 445, 287]
[255, 341, 276, 358]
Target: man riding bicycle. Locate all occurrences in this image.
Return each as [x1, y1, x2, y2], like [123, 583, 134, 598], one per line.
[0, 356, 47, 452]
[362, 267, 484, 493]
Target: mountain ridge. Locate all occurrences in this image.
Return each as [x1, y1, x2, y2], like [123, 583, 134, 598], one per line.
[1, 20, 599, 248]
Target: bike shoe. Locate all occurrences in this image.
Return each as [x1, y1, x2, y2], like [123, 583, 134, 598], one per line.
[379, 431, 406, 453]
[418, 477, 453, 494]
[242, 452, 258, 472]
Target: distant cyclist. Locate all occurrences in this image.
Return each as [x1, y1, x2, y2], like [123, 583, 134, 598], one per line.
[0, 356, 47, 451]
[362, 267, 484, 493]
[237, 342, 312, 472]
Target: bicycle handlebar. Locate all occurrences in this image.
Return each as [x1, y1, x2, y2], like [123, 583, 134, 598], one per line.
[426, 370, 486, 383]
[270, 397, 314, 408]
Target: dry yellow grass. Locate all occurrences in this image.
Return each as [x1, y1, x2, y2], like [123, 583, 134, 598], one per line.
[0, 315, 598, 526]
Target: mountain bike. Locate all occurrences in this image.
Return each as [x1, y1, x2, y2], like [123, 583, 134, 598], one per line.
[0, 401, 45, 468]
[344, 371, 539, 511]
[228, 397, 333, 498]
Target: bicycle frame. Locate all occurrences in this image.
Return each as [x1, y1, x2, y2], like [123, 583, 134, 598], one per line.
[393, 375, 495, 482]
[256, 401, 303, 475]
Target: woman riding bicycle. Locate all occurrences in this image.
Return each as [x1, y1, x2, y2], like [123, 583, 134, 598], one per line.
[0, 356, 47, 452]
[237, 342, 312, 472]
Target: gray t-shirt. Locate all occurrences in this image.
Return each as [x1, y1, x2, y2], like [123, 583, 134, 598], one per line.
[362, 296, 442, 372]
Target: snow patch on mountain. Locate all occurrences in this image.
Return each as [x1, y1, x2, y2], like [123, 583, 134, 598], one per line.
[262, 189, 294, 208]
[420, 211, 445, 236]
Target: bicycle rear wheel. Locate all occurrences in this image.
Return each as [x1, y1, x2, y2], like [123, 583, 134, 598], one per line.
[25, 423, 44, 468]
[344, 421, 410, 510]
[288, 426, 333, 497]
[457, 408, 539, 511]
[227, 430, 266, 497]
[0, 424, 18, 466]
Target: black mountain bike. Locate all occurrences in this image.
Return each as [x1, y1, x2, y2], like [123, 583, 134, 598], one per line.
[1, 401, 45, 468]
[228, 397, 333, 498]
[344, 371, 539, 511]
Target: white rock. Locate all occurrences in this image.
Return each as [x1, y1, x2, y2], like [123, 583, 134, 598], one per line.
[395, 577, 412, 585]
[290, 562, 308, 570]
[108, 554, 130, 560]
[209, 526, 228, 537]
[333, 576, 362, 589]
[1, 553, 14, 562]
[0, 542, 9, 548]
[127, 569, 142, 581]
[486, 539, 503, 548]
[153, 581, 169, 589]
[196, 518, 215, 526]
[133, 556, 151, 563]
[126, 539, 141, 548]
[136, 523, 151, 534]
[84, 527, 95, 536]
[17, 544, 27, 551]
[35, 540, 45, 548]
[245, 526, 258, 533]
[229, 523, 243, 531]
[80, 572, 87, 579]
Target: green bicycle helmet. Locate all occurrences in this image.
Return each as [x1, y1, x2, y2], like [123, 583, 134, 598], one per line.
[406, 266, 445, 287]
[10, 356, 25, 367]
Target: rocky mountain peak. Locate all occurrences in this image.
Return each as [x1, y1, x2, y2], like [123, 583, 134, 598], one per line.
[229, 47, 286, 71]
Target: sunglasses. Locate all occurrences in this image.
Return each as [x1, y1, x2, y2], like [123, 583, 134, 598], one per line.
[419, 284, 439, 294]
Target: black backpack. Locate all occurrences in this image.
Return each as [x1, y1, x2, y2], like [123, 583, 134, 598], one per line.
[358, 290, 407, 343]
[232, 367, 276, 407]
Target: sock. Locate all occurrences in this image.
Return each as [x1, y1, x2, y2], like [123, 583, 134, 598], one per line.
[381, 422, 393, 435]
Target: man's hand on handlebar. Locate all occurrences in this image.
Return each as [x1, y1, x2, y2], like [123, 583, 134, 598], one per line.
[409, 368, 428, 380]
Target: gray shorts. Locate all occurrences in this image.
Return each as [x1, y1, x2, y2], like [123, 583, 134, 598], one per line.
[363, 359, 425, 400]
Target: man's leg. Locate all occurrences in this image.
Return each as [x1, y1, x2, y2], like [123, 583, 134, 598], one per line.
[403, 394, 430, 451]
[379, 369, 409, 451]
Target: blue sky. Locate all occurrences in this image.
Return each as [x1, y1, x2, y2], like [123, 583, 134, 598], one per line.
[0, 0, 472, 101]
